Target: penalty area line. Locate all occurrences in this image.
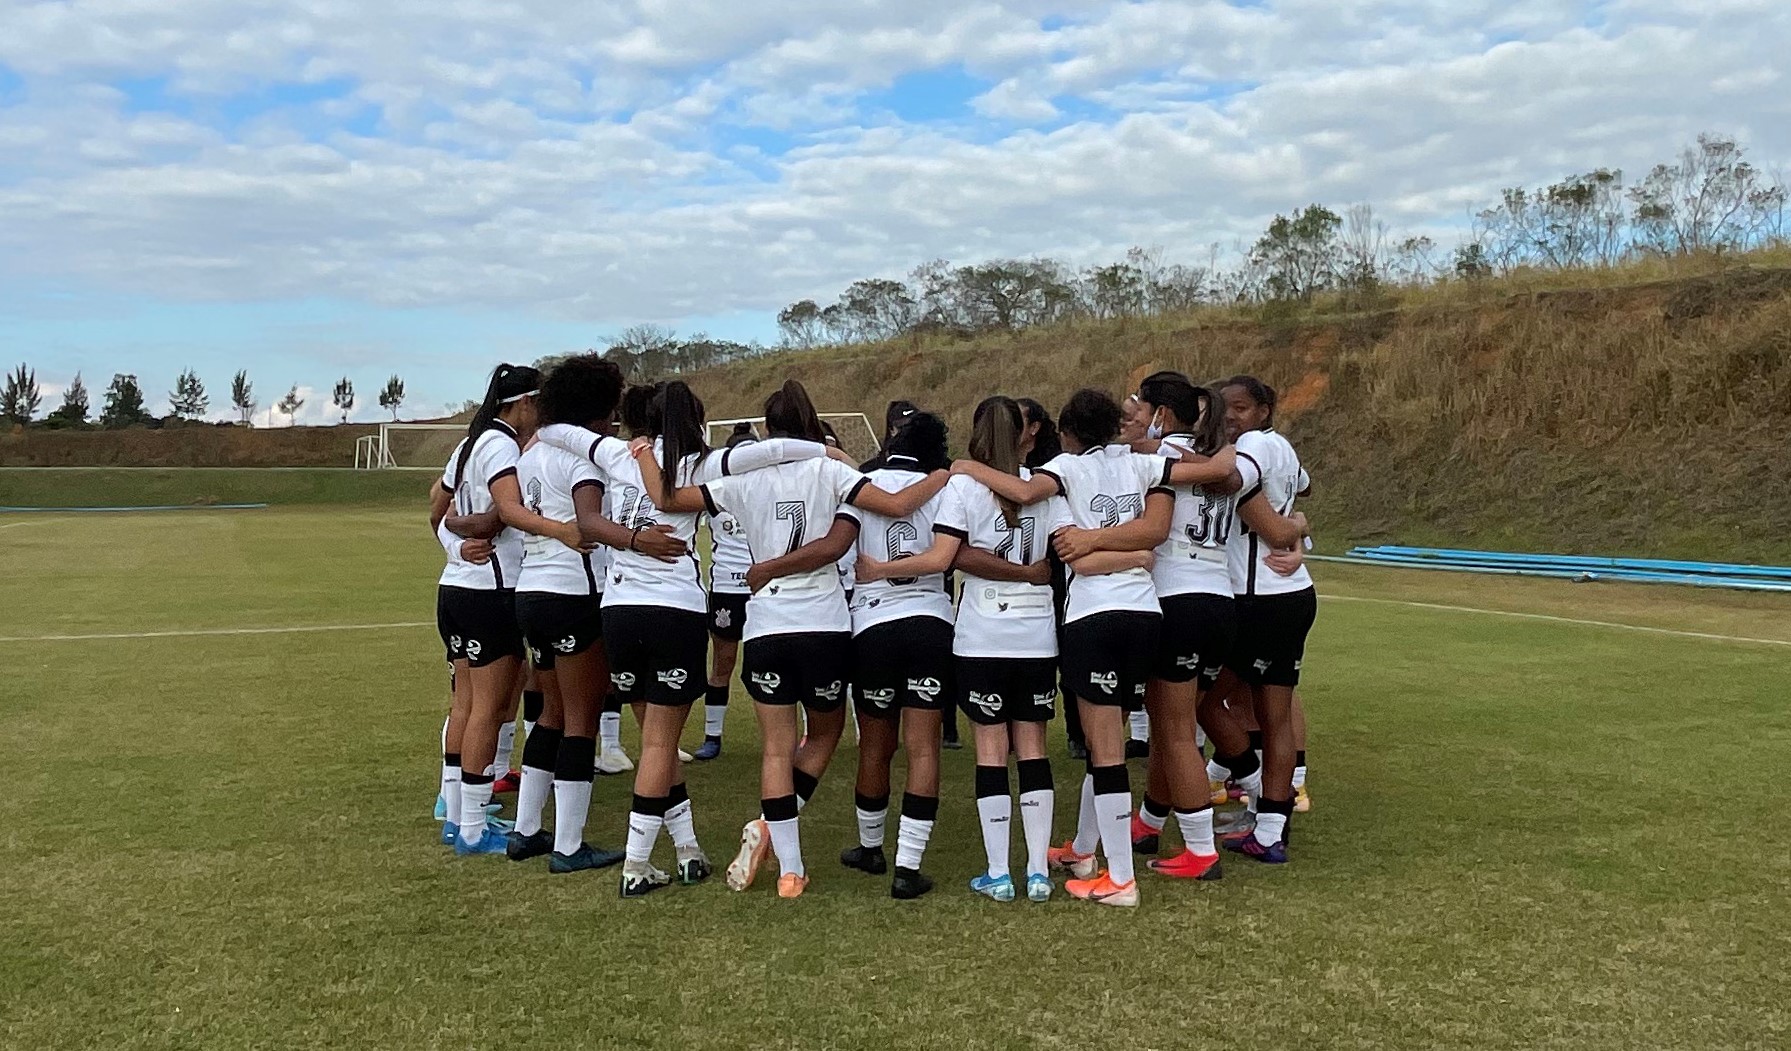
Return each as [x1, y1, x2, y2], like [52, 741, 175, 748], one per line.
[1322, 594, 1791, 648]
[0, 621, 434, 644]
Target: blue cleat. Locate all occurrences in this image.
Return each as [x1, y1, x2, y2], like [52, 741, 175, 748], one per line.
[1026, 873, 1054, 902]
[693, 736, 722, 761]
[1224, 834, 1288, 864]
[455, 827, 510, 856]
[550, 843, 626, 874]
[969, 872, 1015, 902]
[441, 821, 457, 846]
[433, 795, 447, 821]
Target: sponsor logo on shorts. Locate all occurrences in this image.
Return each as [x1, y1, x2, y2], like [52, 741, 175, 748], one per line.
[465, 639, 483, 660]
[967, 691, 1002, 717]
[1089, 671, 1118, 695]
[1293, 659, 1303, 672]
[612, 671, 637, 690]
[751, 672, 782, 693]
[554, 636, 578, 654]
[1032, 691, 1057, 708]
[449, 635, 463, 653]
[1202, 665, 1223, 678]
[713, 607, 732, 629]
[907, 677, 943, 700]
[1133, 683, 1146, 697]
[1174, 654, 1200, 669]
[815, 680, 843, 703]
[862, 687, 896, 709]
[658, 668, 689, 688]
[1252, 658, 1272, 674]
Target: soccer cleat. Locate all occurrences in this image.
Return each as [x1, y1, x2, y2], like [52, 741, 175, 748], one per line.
[1148, 849, 1223, 881]
[1026, 873, 1054, 902]
[491, 770, 522, 795]
[676, 845, 713, 885]
[506, 828, 552, 862]
[890, 867, 934, 900]
[839, 844, 888, 876]
[619, 860, 673, 898]
[549, 843, 625, 874]
[693, 736, 722, 761]
[776, 872, 809, 899]
[678, 749, 694, 764]
[941, 735, 963, 751]
[1046, 841, 1098, 880]
[1294, 785, 1311, 813]
[453, 827, 510, 856]
[596, 744, 634, 776]
[1125, 739, 1150, 760]
[1210, 779, 1232, 807]
[1130, 813, 1160, 855]
[433, 794, 447, 821]
[1214, 809, 1256, 840]
[1224, 834, 1288, 864]
[440, 821, 457, 846]
[969, 872, 1015, 902]
[725, 819, 770, 892]
[1065, 871, 1139, 907]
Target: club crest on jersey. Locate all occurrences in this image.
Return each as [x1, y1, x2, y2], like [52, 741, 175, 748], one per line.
[465, 639, 483, 660]
[658, 668, 689, 688]
[815, 680, 843, 703]
[862, 687, 896, 709]
[612, 671, 637, 690]
[713, 607, 732, 629]
[906, 677, 942, 700]
[1089, 671, 1118, 695]
[554, 636, 578, 654]
[968, 691, 1002, 717]
[751, 672, 782, 692]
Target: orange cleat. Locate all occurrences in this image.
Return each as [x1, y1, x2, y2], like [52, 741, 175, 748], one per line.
[1294, 785, 1311, 813]
[776, 872, 809, 899]
[725, 819, 770, 892]
[1147, 849, 1222, 881]
[1065, 870, 1139, 907]
[1046, 840, 1098, 880]
[1209, 779, 1231, 807]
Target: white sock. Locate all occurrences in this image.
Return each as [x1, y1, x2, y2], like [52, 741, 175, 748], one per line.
[552, 779, 592, 856]
[1205, 758, 1229, 785]
[895, 813, 934, 872]
[626, 809, 664, 864]
[665, 797, 698, 850]
[1254, 811, 1288, 847]
[1093, 789, 1135, 885]
[1194, 724, 1207, 750]
[1129, 709, 1149, 742]
[600, 711, 621, 751]
[1139, 800, 1168, 832]
[1018, 787, 1054, 879]
[767, 816, 804, 877]
[704, 703, 727, 738]
[1071, 774, 1099, 856]
[442, 762, 461, 823]
[856, 805, 887, 849]
[1293, 765, 1308, 790]
[516, 764, 552, 837]
[459, 780, 492, 841]
[494, 721, 516, 775]
[976, 794, 1011, 879]
[1177, 807, 1217, 856]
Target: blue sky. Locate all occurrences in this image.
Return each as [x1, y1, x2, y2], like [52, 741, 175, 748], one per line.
[2, 1, 1788, 424]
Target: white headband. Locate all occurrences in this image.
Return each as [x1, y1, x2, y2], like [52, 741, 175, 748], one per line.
[499, 389, 538, 404]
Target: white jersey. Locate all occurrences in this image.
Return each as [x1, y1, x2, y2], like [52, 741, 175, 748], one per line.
[934, 472, 1064, 659]
[841, 463, 954, 634]
[1229, 428, 1314, 597]
[1151, 434, 1235, 598]
[437, 422, 525, 591]
[1036, 444, 1172, 623]
[701, 458, 868, 641]
[515, 442, 605, 596]
[708, 508, 752, 595]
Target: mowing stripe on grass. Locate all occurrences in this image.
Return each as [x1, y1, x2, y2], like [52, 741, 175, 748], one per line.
[0, 622, 433, 643]
[1323, 593, 1791, 648]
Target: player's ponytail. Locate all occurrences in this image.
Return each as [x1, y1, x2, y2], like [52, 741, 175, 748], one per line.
[970, 396, 1024, 528]
[763, 379, 823, 441]
[655, 380, 710, 500]
[1137, 370, 1223, 455]
[453, 363, 540, 488]
[1017, 397, 1060, 468]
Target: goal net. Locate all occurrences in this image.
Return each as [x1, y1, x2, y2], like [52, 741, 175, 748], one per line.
[707, 413, 880, 465]
[362, 423, 468, 470]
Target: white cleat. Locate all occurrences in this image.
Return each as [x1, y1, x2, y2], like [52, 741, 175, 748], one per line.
[724, 819, 770, 892]
[677, 748, 694, 764]
[596, 744, 634, 775]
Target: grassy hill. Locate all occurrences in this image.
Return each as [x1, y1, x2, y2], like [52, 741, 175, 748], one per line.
[684, 265, 1791, 564]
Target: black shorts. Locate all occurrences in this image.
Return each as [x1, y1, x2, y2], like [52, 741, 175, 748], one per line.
[852, 616, 955, 720]
[1060, 610, 1160, 707]
[743, 631, 853, 712]
[708, 590, 749, 642]
[1154, 593, 1236, 685]
[1229, 587, 1317, 688]
[436, 586, 523, 669]
[956, 657, 1059, 725]
[600, 605, 708, 706]
[515, 591, 603, 671]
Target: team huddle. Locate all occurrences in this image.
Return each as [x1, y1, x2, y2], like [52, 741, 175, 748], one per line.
[428, 357, 1317, 906]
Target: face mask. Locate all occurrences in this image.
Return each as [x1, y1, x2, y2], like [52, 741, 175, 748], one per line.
[1145, 409, 1165, 441]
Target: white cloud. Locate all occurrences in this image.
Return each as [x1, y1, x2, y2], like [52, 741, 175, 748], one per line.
[1, 0, 1789, 330]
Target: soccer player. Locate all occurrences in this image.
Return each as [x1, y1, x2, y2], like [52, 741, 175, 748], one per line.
[634, 380, 947, 899]
[836, 411, 956, 899]
[697, 423, 760, 761]
[433, 364, 582, 856]
[952, 388, 1237, 906]
[1203, 376, 1316, 864]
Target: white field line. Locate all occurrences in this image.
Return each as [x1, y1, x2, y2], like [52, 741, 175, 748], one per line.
[0, 621, 433, 644]
[1322, 593, 1791, 648]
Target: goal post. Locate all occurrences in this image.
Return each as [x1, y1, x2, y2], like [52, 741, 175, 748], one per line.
[360, 423, 468, 470]
[707, 412, 880, 464]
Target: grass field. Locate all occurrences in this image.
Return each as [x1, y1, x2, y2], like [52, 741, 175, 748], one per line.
[4, 505, 1789, 1050]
